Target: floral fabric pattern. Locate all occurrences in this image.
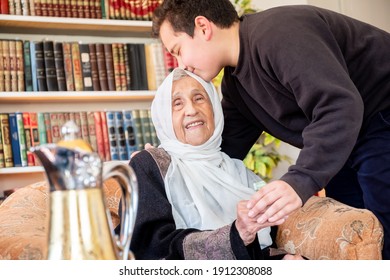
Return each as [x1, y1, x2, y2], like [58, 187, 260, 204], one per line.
[276, 196, 384, 260]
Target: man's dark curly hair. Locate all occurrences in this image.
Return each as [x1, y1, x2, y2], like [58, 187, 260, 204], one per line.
[152, 0, 239, 38]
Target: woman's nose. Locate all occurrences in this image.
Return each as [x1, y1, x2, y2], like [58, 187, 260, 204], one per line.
[184, 102, 197, 116]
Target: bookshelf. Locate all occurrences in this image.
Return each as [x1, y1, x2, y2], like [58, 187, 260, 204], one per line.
[0, 15, 157, 193]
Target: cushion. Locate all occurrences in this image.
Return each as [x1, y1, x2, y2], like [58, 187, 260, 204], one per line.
[276, 196, 384, 260]
[0, 179, 121, 260]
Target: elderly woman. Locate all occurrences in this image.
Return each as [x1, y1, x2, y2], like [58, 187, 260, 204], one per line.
[128, 68, 300, 260]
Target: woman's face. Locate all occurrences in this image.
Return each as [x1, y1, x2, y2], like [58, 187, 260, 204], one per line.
[171, 76, 215, 146]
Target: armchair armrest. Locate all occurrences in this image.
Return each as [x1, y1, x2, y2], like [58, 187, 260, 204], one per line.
[275, 196, 384, 260]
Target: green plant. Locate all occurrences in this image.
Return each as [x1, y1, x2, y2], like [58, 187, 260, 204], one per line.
[243, 133, 292, 182]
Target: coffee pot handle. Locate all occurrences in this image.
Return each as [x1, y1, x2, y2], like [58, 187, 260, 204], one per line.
[103, 161, 139, 260]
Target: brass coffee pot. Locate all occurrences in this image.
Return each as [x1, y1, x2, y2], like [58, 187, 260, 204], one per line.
[32, 121, 138, 260]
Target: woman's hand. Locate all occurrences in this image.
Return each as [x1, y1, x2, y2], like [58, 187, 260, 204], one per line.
[236, 200, 285, 246]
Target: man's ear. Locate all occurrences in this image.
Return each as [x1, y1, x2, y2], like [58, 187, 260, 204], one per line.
[194, 16, 212, 40]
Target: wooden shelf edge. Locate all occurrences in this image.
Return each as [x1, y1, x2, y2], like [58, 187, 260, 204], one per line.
[0, 15, 153, 37]
[0, 91, 156, 103]
[0, 166, 44, 174]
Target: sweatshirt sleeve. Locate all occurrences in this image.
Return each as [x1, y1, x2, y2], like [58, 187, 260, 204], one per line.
[261, 13, 364, 202]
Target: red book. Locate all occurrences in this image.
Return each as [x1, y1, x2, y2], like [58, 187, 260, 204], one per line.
[1, 0, 10, 14]
[93, 111, 106, 161]
[100, 111, 111, 161]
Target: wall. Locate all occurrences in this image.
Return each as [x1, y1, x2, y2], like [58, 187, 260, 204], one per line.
[250, 0, 390, 179]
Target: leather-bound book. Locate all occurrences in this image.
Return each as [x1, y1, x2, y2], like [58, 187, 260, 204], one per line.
[43, 40, 59, 91]
[23, 41, 33, 92]
[15, 40, 24, 92]
[62, 42, 75, 91]
[79, 43, 93, 91]
[32, 41, 48, 92]
[88, 43, 101, 91]
[95, 43, 108, 91]
[54, 42, 67, 91]
[71, 42, 84, 91]
[104, 43, 116, 91]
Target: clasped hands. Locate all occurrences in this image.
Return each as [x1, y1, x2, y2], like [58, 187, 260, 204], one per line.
[236, 180, 302, 246]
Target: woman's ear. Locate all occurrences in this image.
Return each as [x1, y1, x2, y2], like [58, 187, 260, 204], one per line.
[194, 16, 212, 40]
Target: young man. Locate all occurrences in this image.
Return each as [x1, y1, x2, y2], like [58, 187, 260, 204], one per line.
[152, 0, 390, 259]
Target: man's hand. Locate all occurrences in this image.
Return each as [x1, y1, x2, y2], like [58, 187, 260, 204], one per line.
[246, 180, 302, 224]
[236, 200, 285, 246]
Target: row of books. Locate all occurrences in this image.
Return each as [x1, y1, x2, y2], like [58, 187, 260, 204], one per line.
[0, 39, 178, 92]
[0, 0, 162, 20]
[0, 109, 160, 168]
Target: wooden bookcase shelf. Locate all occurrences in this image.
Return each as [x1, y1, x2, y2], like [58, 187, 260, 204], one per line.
[0, 16, 156, 193]
[0, 15, 153, 37]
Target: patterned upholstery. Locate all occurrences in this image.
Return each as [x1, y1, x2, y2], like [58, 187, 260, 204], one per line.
[276, 196, 384, 259]
[0, 180, 384, 260]
[0, 179, 121, 260]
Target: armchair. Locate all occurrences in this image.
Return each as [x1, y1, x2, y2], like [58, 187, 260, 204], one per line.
[0, 179, 383, 260]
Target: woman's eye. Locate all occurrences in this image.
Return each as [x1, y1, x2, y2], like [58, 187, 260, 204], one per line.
[173, 100, 183, 109]
[195, 95, 205, 102]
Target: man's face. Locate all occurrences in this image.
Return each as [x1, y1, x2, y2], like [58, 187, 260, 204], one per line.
[171, 76, 215, 146]
[160, 20, 222, 82]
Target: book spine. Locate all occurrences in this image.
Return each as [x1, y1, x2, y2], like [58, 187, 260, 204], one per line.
[29, 41, 38, 91]
[79, 111, 90, 143]
[71, 42, 84, 91]
[0, 116, 4, 168]
[122, 110, 138, 156]
[58, 0, 66, 17]
[86, 111, 98, 153]
[43, 40, 59, 91]
[29, 112, 40, 148]
[43, 112, 53, 143]
[79, 43, 93, 91]
[139, 109, 152, 146]
[52, 0, 60, 16]
[0, 41, 4, 92]
[34, 41, 48, 92]
[100, 111, 111, 161]
[54, 42, 67, 91]
[105, 111, 119, 160]
[131, 109, 143, 150]
[0, 113, 13, 167]
[22, 112, 35, 166]
[1, 0, 10, 15]
[62, 42, 75, 91]
[9, 113, 22, 167]
[9, 40, 18, 92]
[37, 112, 47, 144]
[112, 43, 121, 91]
[16, 112, 28, 167]
[117, 43, 127, 91]
[137, 43, 148, 90]
[104, 43, 115, 91]
[73, 111, 83, 139]
[49, 112, 61, 144]
[123, 44, 131, 91]
[93, 111, 106, 161]
[46, 0, 54, 16]
[88, 43, 101, 91]
[95, 43, 108, 91]
[114, 110, 128, 160]
[2, 40, 11, 92]
[15, 40, 24, 92]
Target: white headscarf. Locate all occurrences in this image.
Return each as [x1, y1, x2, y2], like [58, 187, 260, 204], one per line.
[151, 68, 271, 248]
